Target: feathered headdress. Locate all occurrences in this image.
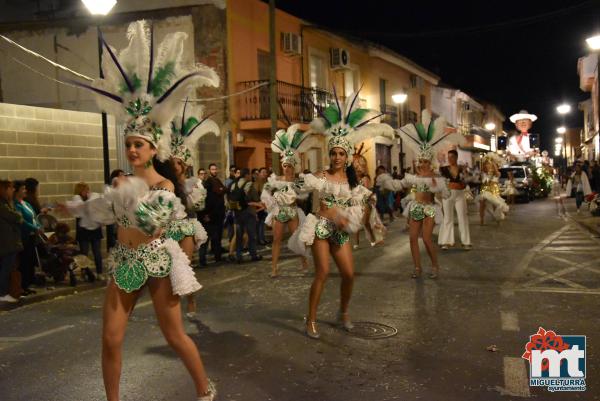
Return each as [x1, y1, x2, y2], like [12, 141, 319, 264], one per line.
[309, 86, 394, 156]
[398, 110, 460, 161]
[73, 20, 220, 161]
[482, 151, 504, 167]
[170, 99, 219, 167]
[270, 124, 319, 169]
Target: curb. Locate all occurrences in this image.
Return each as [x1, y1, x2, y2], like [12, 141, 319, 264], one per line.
[0, 280, 106, 312]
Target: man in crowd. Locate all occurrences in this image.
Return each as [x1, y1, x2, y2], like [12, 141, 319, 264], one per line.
[198, 163, 227, 266]
[197, 167, 207, 184]
[230, 168, 263, 263]
[255, 167, 269, 246]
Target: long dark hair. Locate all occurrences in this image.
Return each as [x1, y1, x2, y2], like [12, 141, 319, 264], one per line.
[346, 164, 359, 189]
[152, 157, 187, 205]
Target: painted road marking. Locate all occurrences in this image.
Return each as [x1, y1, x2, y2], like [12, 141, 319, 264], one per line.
[501, 357, 531, 397]
[500, 311, 519, 331]
[0, 324, 74, 343]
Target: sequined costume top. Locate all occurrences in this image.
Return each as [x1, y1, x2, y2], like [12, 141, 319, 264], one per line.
[480, 172, 501, 197]
[298, 172, 371, 233]
[260, 174, 305, 224]
[66, 177, 187, 235]
[287, 172, 371, 254]
[377, 173, 449, 196]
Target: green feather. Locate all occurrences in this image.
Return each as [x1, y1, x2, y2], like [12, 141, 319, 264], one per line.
[415, 123, 427, 142]
[347, 108, 370, 128]
[323, 105, 341, 126]
[290, 130, 304, 149]
[182, 117, 200, 136]
[427, 121, 435, 142]
[150, 62, 176, 97]
[278, 131, 289, 149]
[119, 73, 142, 95]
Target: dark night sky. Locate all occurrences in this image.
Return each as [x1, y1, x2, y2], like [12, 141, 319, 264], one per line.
[274, 0, 600, 152]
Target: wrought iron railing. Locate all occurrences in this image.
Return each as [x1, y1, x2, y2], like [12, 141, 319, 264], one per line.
[380, 104, 399, 129]
[237, 80, 338, 123]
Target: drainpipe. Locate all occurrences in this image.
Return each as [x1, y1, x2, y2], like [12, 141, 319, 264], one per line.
[269, 0, 280, 174]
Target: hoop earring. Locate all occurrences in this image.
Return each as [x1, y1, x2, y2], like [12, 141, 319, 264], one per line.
[144, 159, 153, 169]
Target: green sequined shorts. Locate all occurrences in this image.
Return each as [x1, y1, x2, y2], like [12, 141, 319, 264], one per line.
[275, 206, 298, 223]
[408, 202, 436, 221]
[314, 216, 350, 246]
[109, 239, 172, 293]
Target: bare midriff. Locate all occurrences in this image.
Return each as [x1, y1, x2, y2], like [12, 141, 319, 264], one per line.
[448, 182, 466, 190]
[414, 192, 434, 203]
[117, 226, 162, 249]
[318, 203, 339, 221]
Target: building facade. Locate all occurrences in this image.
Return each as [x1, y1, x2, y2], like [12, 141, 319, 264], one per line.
[577, 54, 599, 161]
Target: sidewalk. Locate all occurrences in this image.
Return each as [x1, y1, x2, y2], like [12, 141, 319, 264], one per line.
[563, 196, 600, 237]
[1, 235, 278, 312]
[0, 278, 106, 312]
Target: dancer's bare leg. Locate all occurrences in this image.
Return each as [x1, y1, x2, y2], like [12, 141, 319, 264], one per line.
[287, 217, 307, 270]
[408, 219, 423, 277]
[102, 280, 141, 401]
[270, 220, 284, 277]
[421, 217, 439, 276]
[148, 278, 210, 397]
[330, 242, 354, 315]
[308, 238, 330, 323]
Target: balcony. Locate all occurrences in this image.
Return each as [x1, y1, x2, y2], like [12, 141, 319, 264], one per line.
[237, 80, 338, 129]
[380, 104, 399, 129]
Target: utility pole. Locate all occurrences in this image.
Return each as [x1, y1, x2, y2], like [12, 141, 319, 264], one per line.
[269, 0, 280, 174]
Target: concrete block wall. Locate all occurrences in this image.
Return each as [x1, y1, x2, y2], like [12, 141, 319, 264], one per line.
[0, 102, 117, 208]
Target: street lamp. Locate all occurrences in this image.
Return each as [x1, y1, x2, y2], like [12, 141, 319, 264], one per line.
[81, 0, 117, 252]
[484, 122, 496, 131]
[391, 93, 408, 104]
[81, 0, 116, 15]
[556, 126, 566, 134]
[391, 93, 407, 173]
[586, 34, 600, 50]
[556, 104, 571, 115]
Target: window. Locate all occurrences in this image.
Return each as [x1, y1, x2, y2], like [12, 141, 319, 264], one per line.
[344, 65, 360, 97]
[379, 78, 387, 109]
[309, 52, 327, 89]
[420, 95, 426, 112]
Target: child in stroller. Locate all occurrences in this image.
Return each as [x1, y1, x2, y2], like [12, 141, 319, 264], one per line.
[45, 223, 96, 285]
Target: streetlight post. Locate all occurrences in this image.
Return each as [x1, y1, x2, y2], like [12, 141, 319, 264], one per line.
[392, 92, 407, 173]
[557, 104, 571, 173]
[81, 0, 116, 253]
[81, 0, 117, 184]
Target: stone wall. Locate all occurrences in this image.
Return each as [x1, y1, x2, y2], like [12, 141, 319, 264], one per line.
[0, 102, 117, 207]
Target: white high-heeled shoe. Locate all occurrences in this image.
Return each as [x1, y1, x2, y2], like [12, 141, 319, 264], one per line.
[197, 380, 216, 401]
[337, 311, 354, 331]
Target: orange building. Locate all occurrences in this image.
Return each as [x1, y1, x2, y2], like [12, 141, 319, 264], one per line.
[227, 0, 439, 176]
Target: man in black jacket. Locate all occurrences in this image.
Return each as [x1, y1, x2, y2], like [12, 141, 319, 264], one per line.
[198, 163, 227, 266]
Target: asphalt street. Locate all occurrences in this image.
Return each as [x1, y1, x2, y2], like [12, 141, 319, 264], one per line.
[0, 197, 598, 401]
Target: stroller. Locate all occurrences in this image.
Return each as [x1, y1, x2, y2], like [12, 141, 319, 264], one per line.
[37, 215, 96, 286]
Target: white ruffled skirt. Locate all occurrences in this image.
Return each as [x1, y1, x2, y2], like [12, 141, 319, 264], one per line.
[475, 191, 509, 220]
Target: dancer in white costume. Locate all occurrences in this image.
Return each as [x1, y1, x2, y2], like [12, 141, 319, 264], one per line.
[438, 149, 472, 250]
[288, 88, 393, 339]
[262, 124, 315, 278]
[477, 152, 509, 225]
[169, 99, 219, 319]
[502, 170, 518, 205]
[377, 110, 452, 279]
[61, 21, 218, 401]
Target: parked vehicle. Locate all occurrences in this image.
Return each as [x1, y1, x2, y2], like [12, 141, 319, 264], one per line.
[499, 164, 533, 202]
